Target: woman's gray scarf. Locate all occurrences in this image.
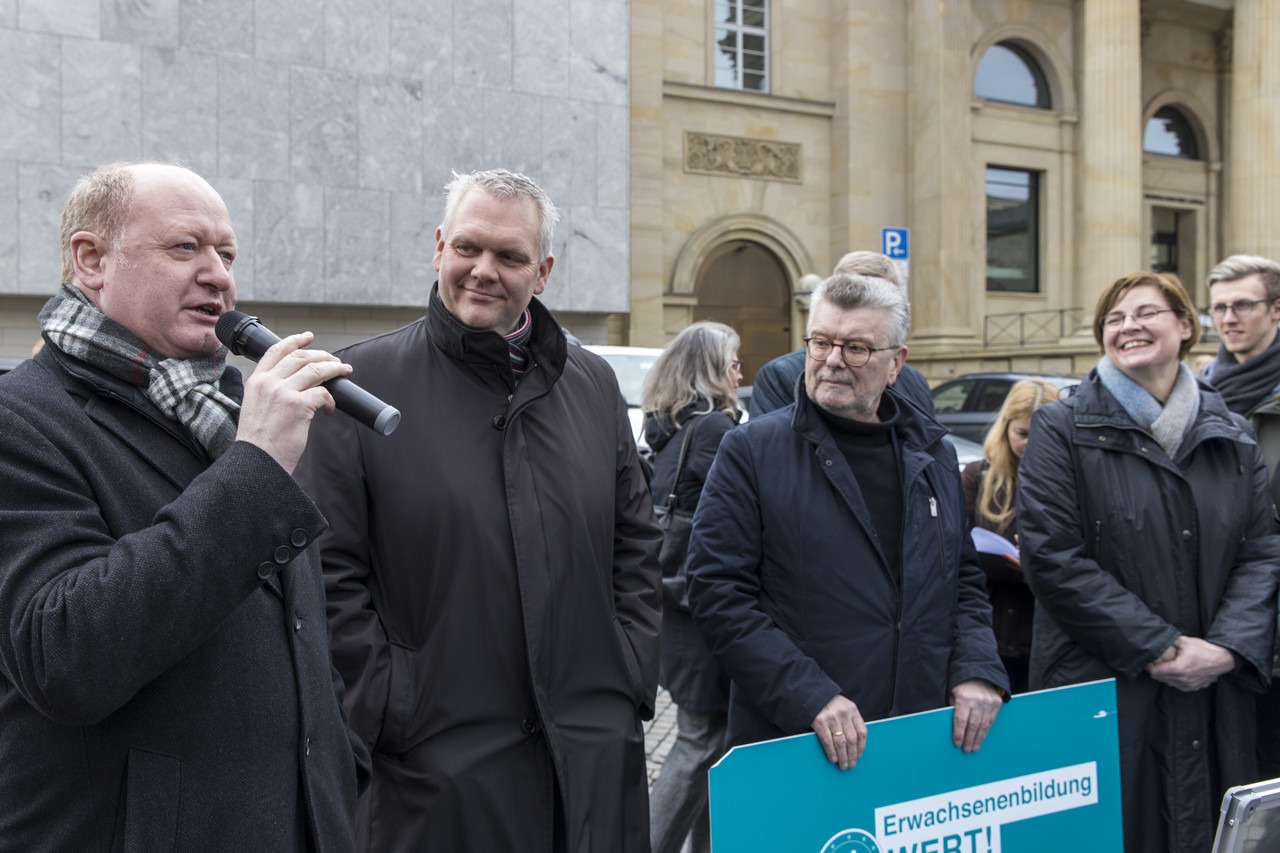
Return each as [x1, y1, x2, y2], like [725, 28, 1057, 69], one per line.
[38, 286, 240, 458]
[1096, 355, 1200, 456]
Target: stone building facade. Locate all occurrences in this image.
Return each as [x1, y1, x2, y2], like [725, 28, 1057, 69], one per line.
[632, 0, 1280, 383]
[0, 0, 629, 359]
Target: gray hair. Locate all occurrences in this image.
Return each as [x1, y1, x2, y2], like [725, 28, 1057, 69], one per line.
[808, 273, 911, 347]
[832, 250, 901, 287]
[440, 169, 560, 262]
[1208, 254, 1280, 301]
[641, 321, 740, 425]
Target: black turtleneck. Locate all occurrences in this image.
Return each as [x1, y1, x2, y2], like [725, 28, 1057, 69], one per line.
[816, 395, 903, 586]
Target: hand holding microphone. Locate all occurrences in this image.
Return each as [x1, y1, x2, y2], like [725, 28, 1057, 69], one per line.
[216, 311, 401, 437]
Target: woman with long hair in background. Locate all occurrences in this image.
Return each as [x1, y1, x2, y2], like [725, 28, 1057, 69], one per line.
[960, 378, 1061, 694]
[642, 321, 741, 853]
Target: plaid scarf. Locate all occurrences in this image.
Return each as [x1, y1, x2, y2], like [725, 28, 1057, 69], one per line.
[38, 286, 240, 458]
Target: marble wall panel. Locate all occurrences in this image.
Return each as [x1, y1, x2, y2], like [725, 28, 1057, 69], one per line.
[104, 0, 178, 48]
[291, 66, 360, 187]
[569, 0, 627, 105]
[142, 48, 218, 175]
[359, 78, 424, 194]
[180, 0, 254, 54]
[0, 29, 60, 161]
[481, 89, 545, 178]
[17, 163, 80, 291]
[323, 187, 390, 303]
[540, 98, 597, 209]
[454, 0, 512, 89]
[326, 0, 388, 75]
[218, 56, 290, 181]
[252, 181, 325, 302]
[421, 84, 483, 196]
[0, 0, 629, 315]
[388, 0, 452, 85]
[18, 0, 98, 38]
[564, 206, 627, 312]
[514, 0, 569, 98]
[62, 40, 142, 167]
[596, 103, 627, 208]
[0, 161, 17, 293]
[255, 0, 323, 65]
[389, 190, 436, 306]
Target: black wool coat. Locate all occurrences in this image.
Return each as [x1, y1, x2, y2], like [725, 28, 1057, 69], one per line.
[0, 347, 363, 853]
[1017, 372, 1280, 853]
[294, 294, 663, 853]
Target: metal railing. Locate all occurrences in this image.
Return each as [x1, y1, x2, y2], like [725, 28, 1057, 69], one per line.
[983, 307, 1089, 348]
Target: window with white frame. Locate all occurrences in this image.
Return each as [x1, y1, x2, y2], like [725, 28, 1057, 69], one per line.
[714, 0, 768, 92]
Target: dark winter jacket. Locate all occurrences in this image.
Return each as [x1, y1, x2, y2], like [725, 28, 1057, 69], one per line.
[1017, 371, 1280, 853]
[687, 387, 1008, 748]
[294, 292, 663, 853]
[645, 402, 737, 714]
[0, 347, 362, 853]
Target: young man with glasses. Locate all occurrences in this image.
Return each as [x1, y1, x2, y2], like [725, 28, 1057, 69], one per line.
[1200, 254, 1280, 781]
[685, 273, 1008, 776]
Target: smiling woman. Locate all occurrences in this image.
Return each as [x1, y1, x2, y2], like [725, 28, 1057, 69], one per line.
[1016, 270, 1277, 852]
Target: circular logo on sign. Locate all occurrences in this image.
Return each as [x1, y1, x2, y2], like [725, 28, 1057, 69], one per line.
[819, 828, 881, 853]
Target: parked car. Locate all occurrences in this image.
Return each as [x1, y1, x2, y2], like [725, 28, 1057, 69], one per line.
[584, 345, 664, 443]
[931, 372, 1078, 443]
[943, 432, 985, 470]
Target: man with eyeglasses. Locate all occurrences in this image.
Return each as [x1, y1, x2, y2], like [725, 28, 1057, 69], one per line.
[1200, 254, 1280, 780]
[748, 251, 935, 418]
[1202, 255, 1280, 495]
[686, 273, 1008, 777]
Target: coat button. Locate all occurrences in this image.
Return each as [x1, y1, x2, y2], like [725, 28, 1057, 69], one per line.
[1182, 530, 1193, 541]
[305, 736, 311, 756]
[294, 613, 302, 631]
[1098, 435, 1107, 442]
[257, 562, 275, 579]
[493, 415, 507, 430]
[1192, 739, 1203, 752]
[274, 545, 292, 564]
[521, 718, 539, 735]
[290, 528, 308, 547]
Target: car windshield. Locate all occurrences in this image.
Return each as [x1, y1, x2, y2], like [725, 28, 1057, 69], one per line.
[597, 353, 660, 407]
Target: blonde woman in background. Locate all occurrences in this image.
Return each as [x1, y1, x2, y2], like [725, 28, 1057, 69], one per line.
[960, 379, 1061, 694]
[642, 321, 742, 853]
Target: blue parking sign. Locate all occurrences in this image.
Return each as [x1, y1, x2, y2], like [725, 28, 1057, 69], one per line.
[881, 227, 909, 260]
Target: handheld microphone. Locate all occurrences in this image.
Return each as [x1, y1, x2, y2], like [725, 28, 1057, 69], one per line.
[215, 311, 401, 436]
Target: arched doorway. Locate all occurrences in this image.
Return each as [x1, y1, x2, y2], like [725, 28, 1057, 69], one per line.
[692, 240, 791, 385]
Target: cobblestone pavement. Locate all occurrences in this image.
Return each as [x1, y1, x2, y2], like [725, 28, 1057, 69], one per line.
[644, 688, 677, 789]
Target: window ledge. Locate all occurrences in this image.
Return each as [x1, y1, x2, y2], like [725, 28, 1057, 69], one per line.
[663, 81, 836, 117]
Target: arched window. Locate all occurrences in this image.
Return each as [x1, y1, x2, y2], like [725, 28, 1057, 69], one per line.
[1144, 106, 1200, 159]
[974, 42, 1050, 109]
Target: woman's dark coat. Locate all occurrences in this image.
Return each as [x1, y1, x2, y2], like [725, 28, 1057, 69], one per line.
[1017, 372, 1280, 853]
[961, 459, 1034, 690]
[645, 404, 736, 714]
[686, 389, 1008, 748]
[0, 348, 362, 852]
[295, 295, 663, 853]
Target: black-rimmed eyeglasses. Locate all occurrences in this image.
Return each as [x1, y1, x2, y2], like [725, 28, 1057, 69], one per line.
[804, 336, 897, 368]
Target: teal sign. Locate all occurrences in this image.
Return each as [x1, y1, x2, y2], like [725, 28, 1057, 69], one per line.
[708, 680, 1121, 852]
